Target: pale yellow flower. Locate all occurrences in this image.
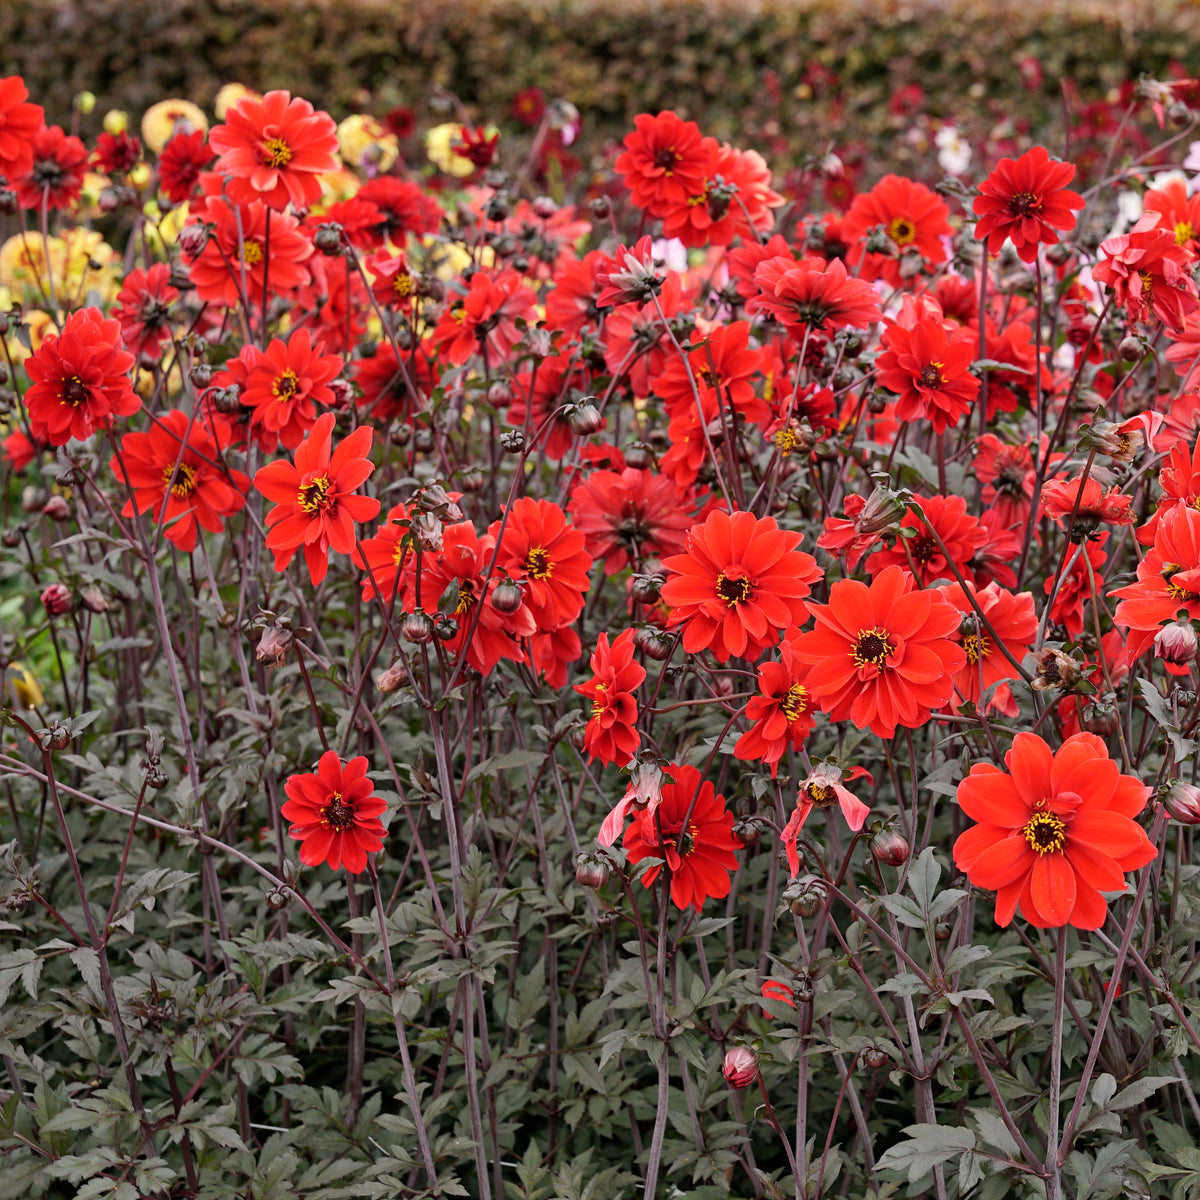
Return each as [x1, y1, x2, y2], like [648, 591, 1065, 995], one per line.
[337, 114, 399, 173]
[141, 200, 191, 256]
[141, 99, 208, 155]
[214, 83, 260, 121]
[4, 662, 44, 710]
[103, 109, 128, 136]
[426, 123, 478, 178]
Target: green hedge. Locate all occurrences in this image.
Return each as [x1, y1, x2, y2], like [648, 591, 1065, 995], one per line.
[5, 0, 1200, 165]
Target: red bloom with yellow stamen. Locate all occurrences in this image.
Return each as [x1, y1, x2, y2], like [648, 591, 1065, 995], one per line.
[792, 564, 965, 738]
[874, 317, 979, 434]
[208, 89, 339, 211]
[254, 412, 381, 585]
[622, 763, 740, 912]
[747, 254, 882, 337]
[575, 628, 646, 766]
[865, 494, 988, 588]
[431, 269, 538, 366]
[660, 509, 822, 663]
[281, 750, 387, 874]
[240, 329, 342, 450]
[1144, 177, 1200, 257]
[112, 263, 179, 363]
[112, 408, 249, 552]
[491, 497, 593, 633]
[840, 174, 953, 285]
[615, 110, 710, 219]
[1093, 211, 1200, 333]
[972, 146, 1084, 262]
[954, 732, 1156, 929]
[733, 627, 815, 778]
[24, 307, 141, 446]
[0, 76, 44, 181]
[939, 580, 1037, 711]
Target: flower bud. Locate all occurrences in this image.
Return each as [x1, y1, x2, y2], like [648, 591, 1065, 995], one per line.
[41, 583, 73, 615]
[376, 659, 411, 693]
[1155, 619, 1198, 673]
[1080, 696, 1120, 736]
[732, 816, 762, 847]
[588, 195, 612, 220]
[409, 510, 444, 553]
[256, 624, 293, 666]
[413, 427, 435, 453]
[79, 584, 109, 613]
[178, 223, 210, 257]
[212, 385, 243, 414]
[631, 573, 663, 604]
[633, 626, 673, 661]
[144, 764, 169, 789]
[402, 610, 434, 644]
[265, 888, 291, 910]
[433, 614, 459, 640]
[189, 363, 213, 389]
[22, 486, 48, 513]
[623, 443, 651, 469]
[500, 429, 526, 453]
[722, 1046, 759, 1089]
[313, 223, 345, 255]
[328, 379, 355, 409]
[74, 91, 97, 114]
[45, 722, 72, 750]
[532, 195, 558, 218]
[574, 852, 611, 889]
[460, 467, 486, 492]
[1164, 781, 1200, 825]
[41, 495, 71, 521]
[490, 578, 524, 613]
[870, 829, 910, 867]
[567, 401, 604, 436]
[862, 1046, 889, 1070]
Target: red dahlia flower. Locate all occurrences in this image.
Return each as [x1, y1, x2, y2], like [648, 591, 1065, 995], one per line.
[748, 254, 881, 336]
[240, 329, 341, 450]
[1044, 534, 1107, 640]
[112, 263, 180, 362]
[659, 509, 822, 663]
[350, 341, 438, 426]
[972, 146, 1084, 262]
[112, 408, 249, 552]
[874, 317, 980, 434]
[622, 763, 740, 911]
[615, 111, 710, 219]
[208, 89, 339, 211]
[866, 494, 988, 587]
[254, 412, 381, 585]
[1093, 212, 1200, 333]
[567, 466, 692, 575]
[974, 434, 1037, 531]
[575, 628, 646, 765]
[660, 141, 784, 248]
[432, 269, 538, 366]
[24, 308, 141, 445]
[1040, 474, 1134, 528]
[16, 124, 88, 210]
[792, 564, 966, 738]
[954, 732, 1156, 929]
[92, 130, 141, 175]
[491, 497, 593, 632]
[281, 750, 387, 873]
[733, 627, 815, 778]
[0, 76, 44, 180]
[1144, 177, 1200, 256]
[356, 176, 444, 245]
[841, 175, 953, 285]
[939, 580, 1037, 710]
[157, 129, 212, 203]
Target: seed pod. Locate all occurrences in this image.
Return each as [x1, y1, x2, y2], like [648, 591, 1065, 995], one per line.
[633, 627, 673, 661]
[500, 429, 526, 453]
[574, 852, 611, 889]
[631, 573, 663, 604]
[567, 401, 604, 436]
[490, 579, 524, 613]
[401, 611, 434, 644]
[189, 363, 213, 388]
[862, 1046, 888, 1070]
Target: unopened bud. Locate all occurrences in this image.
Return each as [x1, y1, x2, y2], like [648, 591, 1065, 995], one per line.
[574, 852, 611, 889]
[256, 624, 293, 666]
[532, 195, 558, 218]
[1118, 336, 1145, 363]
[409, 511, 444, 553]
[413, 427, 435, 453]
[490, 578, 524, 613]
[41, 583, 73, 615]
[1155, 619, 1198, 673]
[265, 888, 291, 910]
[870, 828, 910, 867]
[212, 385, 243, 414]
[588, 195, 612, 220]
[623, 443, 651, 469]
[45, 722, 72, 750]
[189, 363, 213, 388]
[631, 573, 663, 604]
[22, 486, 48, 513]
[41, 495, 71, 521]
[1164, 781, 1200, 825]
[1080, 696, 1120, 736]
[433, 613, 458, 641]
[313, 223, 345, 255]
[722, 1046, 759, 1089]
[145, 764, 169, 789]
[567, 401, 604, 436]
[402, 610, 434, 644]
[633, 627, 673, 661]
[178, 223, 210, 257]
[79, 584, 109, 613]
[862, 1046, 889, 1070]
[500, 429, 526, 453]
[376, 659, 411, 693]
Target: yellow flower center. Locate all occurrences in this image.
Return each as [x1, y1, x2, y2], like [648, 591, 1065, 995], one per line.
[241, 240, 264, 266]
[887, 217, 917, 247]
[262, 137, 293, 168]
[1139, 270, 1154, 294]
[297, 473, 335, 515]
[1176, 221, 1195, 247]
[525, 547, 554, 581]
[715, 571, 753, 606]
[807, 783, 837, 808]
[61, 376, 90, 407]
[774, 428, 799, 455]
[852, 627, 895, 668]
[320, 791, 354, 831]
[161, 462, 198, 498]
[1021, 810, 1067, 855]
[273, 370, 301, 402]
[454, 584, 477, 616]
[392, 272, 414, 296]
[962, 632, 992, 664]
[781, 682, 809, 722]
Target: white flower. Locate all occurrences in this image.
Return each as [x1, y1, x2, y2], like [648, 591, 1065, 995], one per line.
[935, 125, 971, 175]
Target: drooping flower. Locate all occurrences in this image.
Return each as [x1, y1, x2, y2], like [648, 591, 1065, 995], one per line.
[1093, 211, 1200, 333]
[1045, 534, 1107, 639]
[0, 76, 43, 181]
[817, 485, 909, 571]
[254, 412, 381, 585]
[840, 175, 953, 285]
[568, 466, 693, 574]
[490, 497, 593, 632]
[281, 750, 387, 873]
[622, 763, 740, 911]
[112, 263, 179, 362]
[1040, 474, 1134, 529]
[747, 254, 881, 337]
[16, 125, 89, 210]
[24, 307, 141, 445]
[733, 627, 816, 777]
[780, 763, 871, 876]
[595, 235, 665, 309]
[972, 146, 1084, 262]
[974, 434, 1037, 532]
[111, 408, 249, 551]
[240, 329, 342, 450]
[874, 317, 980, 434]
[208, 89, 340, 211]
[660, 509, 822, 662]
[792, 565, 966, 738]
[575, 629, 646, 766]
[615, 111, 710, 219]
[954, 732, 1156, 929]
